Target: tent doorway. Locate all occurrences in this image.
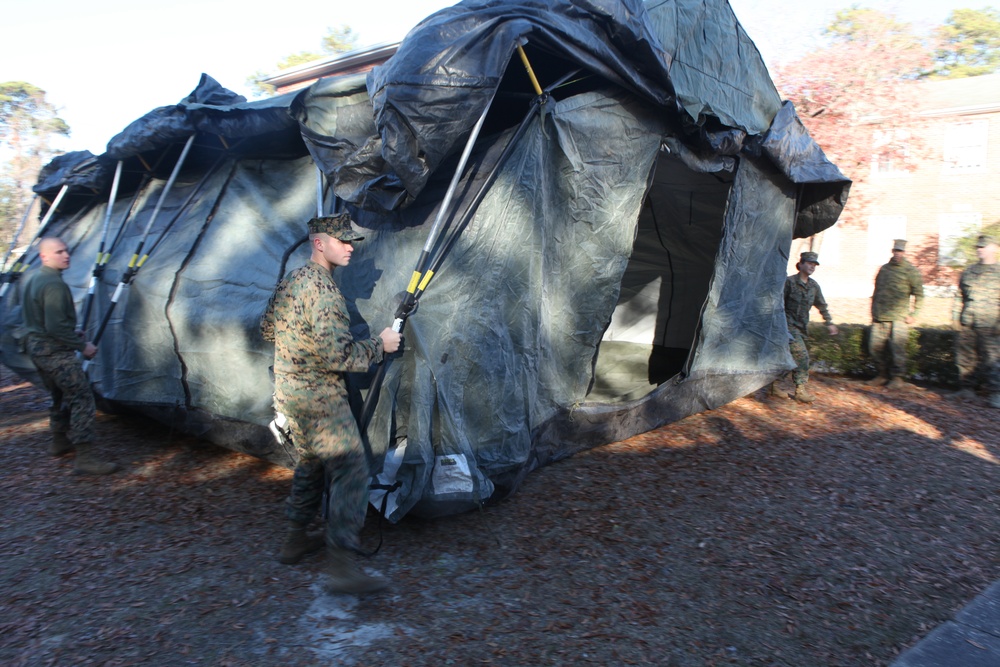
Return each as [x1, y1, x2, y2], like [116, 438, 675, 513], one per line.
[589, 147, 733, 402]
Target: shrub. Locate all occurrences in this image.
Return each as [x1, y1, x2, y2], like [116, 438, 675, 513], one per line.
[805, 323, 959, 386]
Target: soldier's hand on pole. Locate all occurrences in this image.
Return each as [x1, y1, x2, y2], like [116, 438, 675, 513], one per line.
[380, 328, 402, 354]
[827, 324, 839, 336]
[83, 342, 98, 360]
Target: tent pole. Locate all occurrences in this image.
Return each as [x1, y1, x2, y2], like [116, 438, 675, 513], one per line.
[0, 185, 69, 300]
[86, 135, 196, 362]
[0, 194, 39, 302]
[357, 62, 581, 458]
[316, 167, 324, 217]
[1, 194, 37, 274]
[516, 42, 544, 96]
[80, 160, 123, 332]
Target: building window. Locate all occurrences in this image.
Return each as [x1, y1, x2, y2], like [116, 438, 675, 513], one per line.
[871, 128, 911, 177]
[938, 212, 982, 266]
[943, 119, 988, 173]
[867, 215, 907, 265]
[817, 223, 841, 267]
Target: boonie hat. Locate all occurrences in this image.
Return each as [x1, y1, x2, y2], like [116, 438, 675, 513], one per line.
[307, 212, 364, 242]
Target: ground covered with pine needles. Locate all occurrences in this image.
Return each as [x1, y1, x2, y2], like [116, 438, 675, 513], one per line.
[1, 370, 998, 666]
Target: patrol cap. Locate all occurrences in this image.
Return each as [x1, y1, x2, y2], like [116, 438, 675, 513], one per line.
[307, 212, 364, 242]
[892, 239, 907, 252]
[800, 251, 820, 265]
[976, 234, 997, 248]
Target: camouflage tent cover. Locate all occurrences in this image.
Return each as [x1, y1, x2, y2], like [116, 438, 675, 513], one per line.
[0, 0, 849, 520]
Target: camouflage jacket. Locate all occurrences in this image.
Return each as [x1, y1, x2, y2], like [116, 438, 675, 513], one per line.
[784, 275, 833, 334]
[957, 263, 1000, 330]
[21, 265, 85, 353]
[260, 261, 383, 409]
[871, 259, 923, 322]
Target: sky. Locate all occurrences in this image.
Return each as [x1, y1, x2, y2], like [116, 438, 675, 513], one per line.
[0, 0, 983, 155]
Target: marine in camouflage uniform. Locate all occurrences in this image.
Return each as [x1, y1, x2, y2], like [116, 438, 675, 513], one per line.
[774, 251, 838, 403]
[953, 234, 1000, 407]
[260, 213, 401, 594]
[868, 239, 924, 389]
[20, 237, 117, 474]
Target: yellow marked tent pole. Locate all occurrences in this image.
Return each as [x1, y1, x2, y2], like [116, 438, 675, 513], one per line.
[516, 43, 544, 96]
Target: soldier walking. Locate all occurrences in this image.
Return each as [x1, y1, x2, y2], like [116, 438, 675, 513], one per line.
[867, 239, 924, 389]
[261, 213, 401, 595]
[771, 251, 839, 403]
[954, 234, 1000, 407]
[21, 237, 118, 474]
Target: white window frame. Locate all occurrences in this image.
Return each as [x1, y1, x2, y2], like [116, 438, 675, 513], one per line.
[938, 212, 982, 266]
[942, 119, 989, 173]
[867, 215, 907, 265]
[870, 128, 911, 177]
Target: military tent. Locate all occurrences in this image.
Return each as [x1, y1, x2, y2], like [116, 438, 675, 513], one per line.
[0, 0, 849, 521]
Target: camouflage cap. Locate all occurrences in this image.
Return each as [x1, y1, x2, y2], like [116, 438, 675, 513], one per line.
[976, 234, 997, 248]
[800, 251, 820, 265]
[892, 239, 907, 252]
[307, 213, 364, 242]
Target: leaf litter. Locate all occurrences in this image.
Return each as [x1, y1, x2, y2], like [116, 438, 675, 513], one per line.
[0, 371, 997, 666]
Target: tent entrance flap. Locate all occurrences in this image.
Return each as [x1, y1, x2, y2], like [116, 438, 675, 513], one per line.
[591, 149, 732, 402]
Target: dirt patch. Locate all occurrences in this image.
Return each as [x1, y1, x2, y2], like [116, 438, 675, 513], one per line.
[1, 369, 998, 666]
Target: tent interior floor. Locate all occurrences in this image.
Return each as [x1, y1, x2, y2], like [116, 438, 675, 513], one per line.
[588, 341, 687, 402]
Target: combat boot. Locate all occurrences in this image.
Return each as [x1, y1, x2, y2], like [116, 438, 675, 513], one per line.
[793, 384, 816, 403]
[321, 547, 388, 595]
[73, 443, 119, 475]
[49, 432, 75, 457]
[768, 382, 789, 399]
[885, 377, 906, 390]
[277, 521, 325, 564]
[865, 375, 889, 387]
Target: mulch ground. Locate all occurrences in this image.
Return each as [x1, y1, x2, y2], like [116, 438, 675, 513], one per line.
[1, 368, 998, 667]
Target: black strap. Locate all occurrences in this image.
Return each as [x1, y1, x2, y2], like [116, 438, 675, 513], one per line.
[355, 480, 402, 558]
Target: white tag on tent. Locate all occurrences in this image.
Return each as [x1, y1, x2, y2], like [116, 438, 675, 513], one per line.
[431, 453, 473, 495]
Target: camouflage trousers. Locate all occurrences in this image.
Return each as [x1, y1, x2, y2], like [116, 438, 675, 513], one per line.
[789, 329, 811, 386]
[26, 337, 95, 445]
[278, 402, 369, 552]
[956, 327, 1000, 393]
[868, 320, 909, 378]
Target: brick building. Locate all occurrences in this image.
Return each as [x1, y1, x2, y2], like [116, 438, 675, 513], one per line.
[793, 72, 1000, 325]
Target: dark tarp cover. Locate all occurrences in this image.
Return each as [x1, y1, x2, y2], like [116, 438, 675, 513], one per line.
[1, 0, 850, 521]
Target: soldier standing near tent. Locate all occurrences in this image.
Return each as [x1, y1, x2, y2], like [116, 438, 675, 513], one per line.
[867, 239, 924, 389]
[770, 251, 838, 403]
[261, 213, 401, 595]
[21, 237, 118, 474]
[953, 234, 1000, 408]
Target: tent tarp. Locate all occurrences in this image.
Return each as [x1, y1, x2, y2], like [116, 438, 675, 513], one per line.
[1, 0, 850, 521]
